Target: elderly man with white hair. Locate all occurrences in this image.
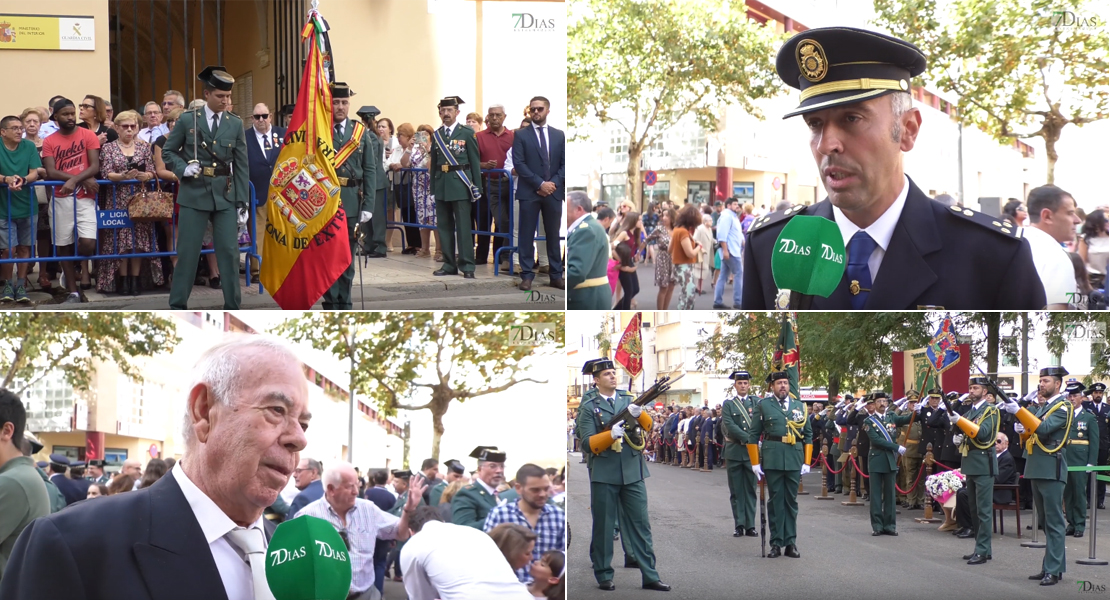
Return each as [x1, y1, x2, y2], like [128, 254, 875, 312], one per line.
[0, 335, 312, 600]
[296, 461, 426, 600]
[476, 103, 514, 269]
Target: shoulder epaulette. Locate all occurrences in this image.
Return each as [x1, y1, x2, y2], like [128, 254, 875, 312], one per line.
[225, 111, 242, 122]
[747, 204, 809, 234]
[943, 205, 1023, 239]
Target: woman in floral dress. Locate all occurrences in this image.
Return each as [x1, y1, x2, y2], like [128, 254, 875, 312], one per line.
[97, 110, 164, 295]
[404, 126, 441, 259]
[644, 207, 676, 309]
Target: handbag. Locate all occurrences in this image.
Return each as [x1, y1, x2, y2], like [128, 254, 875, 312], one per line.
[128, 180, 175, 222]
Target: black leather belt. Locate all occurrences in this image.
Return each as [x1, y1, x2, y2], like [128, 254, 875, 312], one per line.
[440, 163, 471, 172]
[337, 177, 362, 187]
[202, 166, 231, 177]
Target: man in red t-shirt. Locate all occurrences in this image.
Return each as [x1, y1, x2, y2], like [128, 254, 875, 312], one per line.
[41, 98, 101, 303]
[475, 104, 514, 270]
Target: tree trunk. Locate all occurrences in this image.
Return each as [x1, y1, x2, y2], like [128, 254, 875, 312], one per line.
[1043, 137, 1058, 185]
[985, 313, 1000, 377]
[626, 143, 643, 211]
[430, 408, 446, 462]
[827, 372, 841, 404]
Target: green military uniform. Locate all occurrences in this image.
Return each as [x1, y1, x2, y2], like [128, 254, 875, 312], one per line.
[898, 403, 925, 506]
[1012, 368, 1074, 583]
[861, 404, 913, 534]
[429, 96, 481, 276]
[567, 213, 611, 309]
[33, 464, 66, 513]
[749, 386, 813, 552]
[576, 360, 664, 589]
[953, 390, 1000, 560]
[721, 371, 759, 535]
[162, 66, 248, 309]
[321, 95, 377, 309]
[429, 480, 448, 507]
[1064, 391, 1099, 536]
[450, 481, 499, 529]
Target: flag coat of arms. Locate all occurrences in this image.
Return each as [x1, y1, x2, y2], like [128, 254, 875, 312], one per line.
[614, 313, 643, 377]
[926, 316, 961, 374]
[260, 12, 350, 309]
[772, 313, 800, 400]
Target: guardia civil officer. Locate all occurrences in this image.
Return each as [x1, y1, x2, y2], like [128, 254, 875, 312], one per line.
[947, 377, 1001, 564]
[856, 392, 911, 535]
[576, 358, 670, 592]
[721, 370, 759, 538]
[741, 27, 1046, 310]
[1063, 382, 1099, 537]
[429, 96, 482, 279]
[998, 366, 1073, 586]
[162, 65, 249, 309]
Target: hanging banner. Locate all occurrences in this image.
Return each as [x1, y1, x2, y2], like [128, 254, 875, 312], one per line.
[0, 15, 95, 51]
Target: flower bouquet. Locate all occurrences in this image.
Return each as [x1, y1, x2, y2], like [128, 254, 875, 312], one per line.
[925, 469, 965, 506]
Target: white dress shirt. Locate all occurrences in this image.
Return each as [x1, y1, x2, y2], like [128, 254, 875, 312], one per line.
[296, 496, 402, 596]
[138, 123, 169, 143]
[171, 464, 266, 600]
[830, 175, 910, 285]
[253, 125, 275, 154]
[1023, 224, 1077, 306]
[400, 521, 533, 600]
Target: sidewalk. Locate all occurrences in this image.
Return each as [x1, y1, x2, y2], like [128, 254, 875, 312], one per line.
[9, 250, 564, 310]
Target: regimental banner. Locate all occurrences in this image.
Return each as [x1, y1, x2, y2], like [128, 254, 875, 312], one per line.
[260, 9, 350, 309]
[0, 15, 95, 51]
[772, 313, 800, 400]
[614, 312, 643, 378]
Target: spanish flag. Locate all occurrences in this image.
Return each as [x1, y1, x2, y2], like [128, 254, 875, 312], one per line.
[260, 11, 350, 309]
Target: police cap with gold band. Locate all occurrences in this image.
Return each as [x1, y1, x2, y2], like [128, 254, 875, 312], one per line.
[198, 65, 235, 91]
[776, 26, 926, 119]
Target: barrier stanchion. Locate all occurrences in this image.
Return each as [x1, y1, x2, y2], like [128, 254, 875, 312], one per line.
[842, 440, 864, 506]
[915, 444, 942, 524]
[816, 441, 833, 500]
[1021, 492, 1045, 548]
[1074, 465, 1110, 565]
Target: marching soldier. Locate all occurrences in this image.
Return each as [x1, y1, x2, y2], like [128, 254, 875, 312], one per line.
[1064, 382, 1099, 537]
[747, 371, 813, 558]
[429, 96, 482, 279]
[998, 366, 1074, 586]
[947, 377, 1001, 564]
[319, 86, 376, 309]
[162, 65, 249, 309]
[451, 446, 506, 529]
[857, 392, 912, 535]
[722, 370, 760, 538]
[576, 359, 670, 592]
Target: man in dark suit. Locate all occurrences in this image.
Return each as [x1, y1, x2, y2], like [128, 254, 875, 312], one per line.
[0, 337, 310, 600]
[46, 453, 83, 506]
[513, 96, 565, 292]
[67, 461, 92, 499]
[686, 408, 704, 469]
[286, 457, 323, 519]
[741, 27, 1046, 310]
[243, 102, 285, 277]
[1082, 383, 1110, 508]
[954, 432, 1018, 537]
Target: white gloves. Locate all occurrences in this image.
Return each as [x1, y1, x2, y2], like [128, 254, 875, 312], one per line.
[610, 423, 625, 439]
[752, 464, 764, 480]
[237, 208, 249, 226]
[1001, 400, 1020, 415]
[897, 445, 906, 456]
[952, 434, 964, 445]
[800, 464, 810, 475]
[913, 402, 923, 413]
[359, 211, 371, 223]
[1014, 422, 1024, 433]
[628, 404, 642, 418]
[854, 399, 866, 411]
[183, 163, 202, 178]
[948, 412, 961, 425]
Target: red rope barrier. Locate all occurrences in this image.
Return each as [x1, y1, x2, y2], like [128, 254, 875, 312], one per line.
[849, 456, 870, 479]
[819, 452, 848, 474]
[932, 460, 956, 471]
[895, 461, 927, 495]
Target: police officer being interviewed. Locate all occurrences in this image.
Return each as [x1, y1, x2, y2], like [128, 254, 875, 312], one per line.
[741, 26, 1046, 310]
[721, 370, 760, 538]
[997, 366, 1073, 586]
[321, 84, 376, 309]
[575, 358, 670, 592]
[162, 65, 249, 309]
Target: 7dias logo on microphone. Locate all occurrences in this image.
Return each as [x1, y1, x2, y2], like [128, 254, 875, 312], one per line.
[771, 216, 846, 301]
[265, 516, 352, 600]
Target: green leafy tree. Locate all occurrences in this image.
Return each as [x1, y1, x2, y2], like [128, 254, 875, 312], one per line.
[873, 0, 1108, 183]
[569, 0, 784, 206]
[275, 312, 563, 460]
[0, 313, 179, 394]
[1041, 312, 1110, 381]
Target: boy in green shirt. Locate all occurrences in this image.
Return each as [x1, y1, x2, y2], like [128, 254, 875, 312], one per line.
[0, 115, 42, 303]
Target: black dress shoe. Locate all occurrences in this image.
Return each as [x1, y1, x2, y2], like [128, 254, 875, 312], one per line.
[368, 251, 387, 258]
[872, 531, 883, 536]
[745, 528, 758, 537]
[965, 554, 990, 564]
[1075, 531, 1084, 538]
[642, 581, 671, 591]
[209, 275, 221, 289]
[1066, 527, 1075, 536]
[784, 544, 801, 558]
[1029, 571, 1046, 580]
[518, 278, 533, 291]
[433, 269, 458, 276]
[733, 527, 742, 537]
[767, 545, 781, 558]
[883, 531, 898, 536]
[1040, 574, 1060, 586]
[1099, 502, 1105, 509]
[624, 559, 639, 568]
[462, 272, 475, 279]
[598, 581, 615, 591]
[956, 528, 974, 539]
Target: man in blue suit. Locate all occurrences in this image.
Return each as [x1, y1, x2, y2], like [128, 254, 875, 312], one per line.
[286, 457, 323, 519]
[512, 96, 565, 292]
[243, 103, 286, 276]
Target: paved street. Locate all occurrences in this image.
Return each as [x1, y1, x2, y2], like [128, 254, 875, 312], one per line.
[568, 451, 1106, 600]
[622, 257, 739, 310]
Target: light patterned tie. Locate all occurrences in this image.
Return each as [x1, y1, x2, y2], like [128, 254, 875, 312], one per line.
[225, 527, 276, 600]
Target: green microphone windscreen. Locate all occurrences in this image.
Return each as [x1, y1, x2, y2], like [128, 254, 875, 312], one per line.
[771, 215, 846, 298]
[265, 515, 353, 600]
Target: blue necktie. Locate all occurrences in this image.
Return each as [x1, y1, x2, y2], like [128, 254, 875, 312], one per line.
[846, 230, 877, 310]
[537, 126, 550, 179]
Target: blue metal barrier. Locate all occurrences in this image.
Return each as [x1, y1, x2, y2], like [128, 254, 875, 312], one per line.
[0, 179, 258, 292]
[385, 168, 564, 277]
